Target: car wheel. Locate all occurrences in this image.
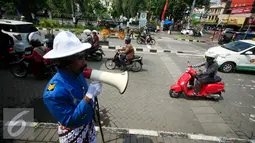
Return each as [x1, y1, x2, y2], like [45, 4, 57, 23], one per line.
[220, 62, 235, 73]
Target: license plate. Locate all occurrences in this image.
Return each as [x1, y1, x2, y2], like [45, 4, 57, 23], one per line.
[25, 51, 31, 55]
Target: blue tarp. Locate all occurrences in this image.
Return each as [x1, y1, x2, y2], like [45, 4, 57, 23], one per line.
[164, 20, 173, 25]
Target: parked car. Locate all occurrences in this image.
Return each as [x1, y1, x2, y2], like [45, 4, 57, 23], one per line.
[205, 40, 255, 73]
[181, 28, 203, 36]
[181, 28, 194, 35]
[0, 19, 39, 54]
[218, 31, 255, 45]
[146, 23, 157, 32]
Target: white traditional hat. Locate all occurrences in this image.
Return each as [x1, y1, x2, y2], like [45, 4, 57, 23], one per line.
[43, 31, 91, 59]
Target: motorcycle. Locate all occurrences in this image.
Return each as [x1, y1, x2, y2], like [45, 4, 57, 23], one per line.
[85, 46, 105, 61]
[169, 61, 225, 100]
[137, 35, 156, 45]
[105, 51, 143, 72]
[10, 47, 57, 78]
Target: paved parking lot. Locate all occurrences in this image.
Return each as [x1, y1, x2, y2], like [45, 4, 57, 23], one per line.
[1, 32, 255, 142]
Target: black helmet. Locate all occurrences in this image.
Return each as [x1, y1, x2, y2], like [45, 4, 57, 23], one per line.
[125, 36, 131, 44]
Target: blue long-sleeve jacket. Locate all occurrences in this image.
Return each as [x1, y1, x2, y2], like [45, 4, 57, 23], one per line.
[43, 70, 94, 129]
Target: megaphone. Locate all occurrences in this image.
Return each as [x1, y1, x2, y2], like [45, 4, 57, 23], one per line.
[83, 68, 129, 94]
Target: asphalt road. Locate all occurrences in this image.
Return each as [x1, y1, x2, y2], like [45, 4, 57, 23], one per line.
[0, 32, 254, 139]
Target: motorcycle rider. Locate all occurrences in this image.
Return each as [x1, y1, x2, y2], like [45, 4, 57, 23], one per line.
[83, 29, 93, 44]
[118, 36, 134, 70]
[191, 53, 219, 96]
[83, 29, 98, 56]
[89, 30, 100, 54]
[23, 32, 47, 79]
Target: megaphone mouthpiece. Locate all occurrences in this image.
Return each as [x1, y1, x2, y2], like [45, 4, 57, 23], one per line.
[83, 68, 129, 94]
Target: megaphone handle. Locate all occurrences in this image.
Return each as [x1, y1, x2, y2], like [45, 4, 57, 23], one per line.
[95, 97, 105, 143]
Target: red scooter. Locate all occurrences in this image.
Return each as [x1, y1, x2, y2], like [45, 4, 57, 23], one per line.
[169, 61, 225, 100]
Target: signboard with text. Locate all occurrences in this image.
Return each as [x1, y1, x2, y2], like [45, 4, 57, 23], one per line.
[230, 0, 255, 14]
[231, 6, 252, 14]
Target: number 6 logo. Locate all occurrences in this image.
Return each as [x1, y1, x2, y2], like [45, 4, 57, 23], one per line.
[7, 111, 30, 137]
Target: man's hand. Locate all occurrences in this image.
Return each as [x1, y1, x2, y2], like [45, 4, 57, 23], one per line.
[84, 82, 102, 101]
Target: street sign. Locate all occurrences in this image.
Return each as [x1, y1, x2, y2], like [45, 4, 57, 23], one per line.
[139, 11, 147, 28]
[248, 16, 254, 24]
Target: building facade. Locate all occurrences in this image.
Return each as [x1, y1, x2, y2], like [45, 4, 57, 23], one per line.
[218, 0, 255, 26]
[205, 0, 228, 23]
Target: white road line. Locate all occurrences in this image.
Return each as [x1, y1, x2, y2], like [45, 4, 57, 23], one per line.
[177, 53, 204, 57]
[1, 121, 254, 142]
[146, 44, 152, 49]
[129, 129, 158, 136]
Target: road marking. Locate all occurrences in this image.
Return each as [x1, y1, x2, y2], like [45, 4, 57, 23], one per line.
[146, 44, 152, 49]
[177, 53, 204, 57]
[1, 121, 253, 143]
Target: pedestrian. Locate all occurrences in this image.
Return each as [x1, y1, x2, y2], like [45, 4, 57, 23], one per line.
[43, 31, 102, 143]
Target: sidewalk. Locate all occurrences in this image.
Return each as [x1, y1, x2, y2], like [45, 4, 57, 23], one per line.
[1, 123, 254, 143]
[156, 31, 220, 45]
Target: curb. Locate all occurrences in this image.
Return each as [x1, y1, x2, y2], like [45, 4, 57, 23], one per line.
[37, 27, 61, 31]
[100, 45, 198, 55]
[174, 38, 206, 43]
[4, 122, 254, 143]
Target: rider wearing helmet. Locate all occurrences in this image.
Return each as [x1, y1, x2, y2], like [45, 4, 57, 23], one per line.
[192, 53, 219, 96]
[43, 31, 102, 143]
[85, 30, 100, 55]
[24, 32, 47, 79]
[118, 36, 134, 69]
[91, 30, 99, 51]
[83, 29, 93, 45]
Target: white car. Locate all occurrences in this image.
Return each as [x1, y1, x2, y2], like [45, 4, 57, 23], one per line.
[205, 40, 255, 73]
[0, 19, 39, 53]
[181, 28, 194, 35]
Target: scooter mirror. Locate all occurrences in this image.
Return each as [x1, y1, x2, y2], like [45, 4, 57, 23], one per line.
[187, 61, 190, 66]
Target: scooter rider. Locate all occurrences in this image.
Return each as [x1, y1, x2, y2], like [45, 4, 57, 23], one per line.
[24, 32, 47, 79]
[91, 30, 99, 50]
[83, 29, 93, 45]
[43, 31, 102, 143]
[191, 53, 219, 96]
[118, 36, 134, 69]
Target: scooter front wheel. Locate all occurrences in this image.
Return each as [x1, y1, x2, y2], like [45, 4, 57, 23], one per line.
[169, 89, 182, 98]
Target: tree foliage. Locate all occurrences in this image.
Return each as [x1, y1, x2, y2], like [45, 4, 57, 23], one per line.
[111, 0, 210, 21]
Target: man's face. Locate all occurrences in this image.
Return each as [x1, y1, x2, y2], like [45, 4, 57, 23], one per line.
[69, 53, 87, 75]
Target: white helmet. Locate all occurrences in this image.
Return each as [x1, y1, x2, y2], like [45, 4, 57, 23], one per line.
[83, 29, 91, 36]
[28, 32, 42, 42]
[92, 30, 99, 35]
[205, 51, 218, 59]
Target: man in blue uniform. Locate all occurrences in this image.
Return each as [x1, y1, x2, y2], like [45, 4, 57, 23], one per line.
[43, 31, 102, 143]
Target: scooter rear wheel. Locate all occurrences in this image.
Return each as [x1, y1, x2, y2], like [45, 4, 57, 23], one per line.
[10, 63, 28, 78]
[169, 89, 182, 98]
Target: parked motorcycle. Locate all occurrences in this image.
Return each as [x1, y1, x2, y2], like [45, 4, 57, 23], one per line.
[10, 47, 57, 78]
[85, 46, 105, 61]
[137, 35, 156, 45]
[105, 51, 143, 72]
[169, 61, 225, 100]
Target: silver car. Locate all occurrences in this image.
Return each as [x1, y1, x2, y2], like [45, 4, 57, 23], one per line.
[0, 19, 39, 54]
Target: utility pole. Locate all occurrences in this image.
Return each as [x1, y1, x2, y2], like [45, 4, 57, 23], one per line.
[186, 0, 196, 29]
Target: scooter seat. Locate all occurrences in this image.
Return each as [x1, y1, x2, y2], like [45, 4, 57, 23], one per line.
[133, 55, 141, 59]
[206, 76, 222, 84]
